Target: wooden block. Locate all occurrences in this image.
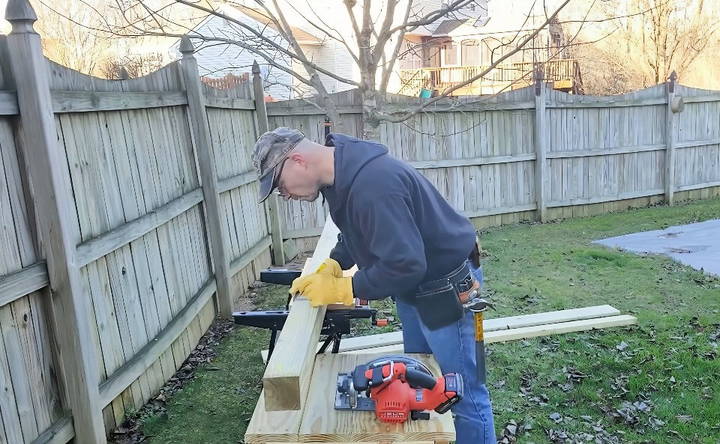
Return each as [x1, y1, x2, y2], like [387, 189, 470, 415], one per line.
[296, 353, 454, 443]
[245, 390, 301, 443]
[262, 216, 339, 411]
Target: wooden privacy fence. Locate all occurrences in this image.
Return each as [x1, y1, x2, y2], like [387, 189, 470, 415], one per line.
[1, 1, 720, 442]
[269, 74, 720, 240]
[0, 2, 281, 442]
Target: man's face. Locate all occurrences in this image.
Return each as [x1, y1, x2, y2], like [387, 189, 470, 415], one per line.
[274, 153, 321, 201]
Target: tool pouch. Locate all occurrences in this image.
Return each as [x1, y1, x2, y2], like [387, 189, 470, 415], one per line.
[415, 262, 477, 330]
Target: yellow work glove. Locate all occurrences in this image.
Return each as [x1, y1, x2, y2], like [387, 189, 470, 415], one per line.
[289, 272, 354, 307]
[315, 258, 343, 277]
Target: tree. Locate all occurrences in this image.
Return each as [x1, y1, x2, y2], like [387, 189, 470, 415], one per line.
[34, 0, 116, 74]
[99, 51, 167, 78]
[79, 0, 574, 138]
[573, 0, 719, 93]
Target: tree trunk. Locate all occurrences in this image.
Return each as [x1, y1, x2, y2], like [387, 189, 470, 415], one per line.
[361, 87, 380, 140]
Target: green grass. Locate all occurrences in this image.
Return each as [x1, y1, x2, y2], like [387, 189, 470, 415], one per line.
[138, 197, 720, 443]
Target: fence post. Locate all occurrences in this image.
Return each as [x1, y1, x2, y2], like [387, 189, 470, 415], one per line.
[665, 71, 678, 205]
[534, 65, 548, 222]
[252, 60, 285, 265]
[179, 36, 235, 317]
[4, 0, 106, 442]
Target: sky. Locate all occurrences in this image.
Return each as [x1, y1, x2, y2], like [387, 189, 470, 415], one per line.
[0, 0, 9, 33]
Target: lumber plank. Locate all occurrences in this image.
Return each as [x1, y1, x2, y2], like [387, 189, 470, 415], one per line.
[51, 90, 187, 113]
[483, 315, 636, 342]
[296, 352, 454, 442]
[180, 42, 234, 317]
[341, 315, 637, 356]
[244, 391, 302, 443]
[261, 215, 339, 411]
[252, 62, 284, 265]
[409, 153, 535, 169]
[0, 262, 48, 308]
[547, 189, 665, 208]
[229, 235, 272, 277]
[261, 305, 622, 360]
[12, 295, 53, 432]
[217, 170, 256, 194]
[0, 303, 39, 438]
[74, 189, 203, 267]
[98, 278, 217, 406]
[5, 17, 106, 440]
[203, 96, 255, 110]
[0, 304, 25, 443]
[30, 414, 74, 444]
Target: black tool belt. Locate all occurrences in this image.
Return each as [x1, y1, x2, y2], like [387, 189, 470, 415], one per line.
[414, 260, 478, 330]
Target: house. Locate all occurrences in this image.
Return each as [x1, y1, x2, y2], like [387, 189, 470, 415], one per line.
[176, 2, 360, 100]
[397, 0, 583, 96]
[177, 0, 582, 99]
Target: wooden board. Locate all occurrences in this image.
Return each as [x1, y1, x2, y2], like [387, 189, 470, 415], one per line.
[297, 352, 454, 443]
[341, 315, 637, 356]
[261, 216, 339, 411]
[261, 305, 622, 361]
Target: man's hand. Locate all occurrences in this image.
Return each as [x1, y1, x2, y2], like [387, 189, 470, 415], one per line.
[289, 272, 354, 307]
[315, 258, 343, 277]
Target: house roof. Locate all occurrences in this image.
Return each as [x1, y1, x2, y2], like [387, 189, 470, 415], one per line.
[179, 3, 324, 47]
[231, 5, 323, 45]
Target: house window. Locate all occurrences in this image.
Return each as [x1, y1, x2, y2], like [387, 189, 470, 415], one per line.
[442, 42, 458, 66]
[480, 38, 495, 65]
[461, 40, 480, 66]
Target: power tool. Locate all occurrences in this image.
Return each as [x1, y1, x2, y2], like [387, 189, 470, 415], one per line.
[334, 355, 463, 424]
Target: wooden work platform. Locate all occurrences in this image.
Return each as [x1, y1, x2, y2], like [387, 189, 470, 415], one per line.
[246, 352, 454, 443]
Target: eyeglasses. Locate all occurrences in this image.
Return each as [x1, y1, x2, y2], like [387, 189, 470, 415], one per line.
[272, 157, 290, 197]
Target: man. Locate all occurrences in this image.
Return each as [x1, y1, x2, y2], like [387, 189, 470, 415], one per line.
[252, 127, 496, 443]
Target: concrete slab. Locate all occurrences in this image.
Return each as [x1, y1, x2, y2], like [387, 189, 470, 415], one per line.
[593, 219, 720, 276]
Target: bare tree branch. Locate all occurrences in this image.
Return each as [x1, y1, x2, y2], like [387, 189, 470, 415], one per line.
[378, 0, 572, 123]
[174, 0, 360, 87]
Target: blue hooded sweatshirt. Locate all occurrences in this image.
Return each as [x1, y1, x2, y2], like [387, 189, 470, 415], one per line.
[321, 133, 477, 302]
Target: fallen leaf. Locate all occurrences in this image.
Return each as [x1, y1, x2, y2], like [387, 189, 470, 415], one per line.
[564, 366, 588, 383]
[633, 401, 651, 412]
[676, 414, 692, 423]
[546, 429, 569, 442]
[648, 416, 666, 429]
[549, 412, 562, 423]
[616, 341, 629, 351]
[493, 379, 507, 389]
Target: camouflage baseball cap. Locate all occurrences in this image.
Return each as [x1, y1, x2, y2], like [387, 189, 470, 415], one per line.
[252, 127, 305, 202]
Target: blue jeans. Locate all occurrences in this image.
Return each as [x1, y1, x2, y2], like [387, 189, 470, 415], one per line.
[395, 264, 496, 444]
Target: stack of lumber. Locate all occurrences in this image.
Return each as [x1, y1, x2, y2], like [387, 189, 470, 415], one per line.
[260, 305, 636, 363]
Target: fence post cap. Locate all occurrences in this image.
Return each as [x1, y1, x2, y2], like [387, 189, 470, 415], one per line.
[252, 60, 261, 75]
[179, 35, 195, 56]
[5, 0, 37, 28]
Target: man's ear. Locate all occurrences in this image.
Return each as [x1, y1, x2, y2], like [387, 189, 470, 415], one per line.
[288, 152, 306, 167]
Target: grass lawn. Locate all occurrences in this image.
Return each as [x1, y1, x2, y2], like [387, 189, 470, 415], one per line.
[136, 197, 720, 443]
